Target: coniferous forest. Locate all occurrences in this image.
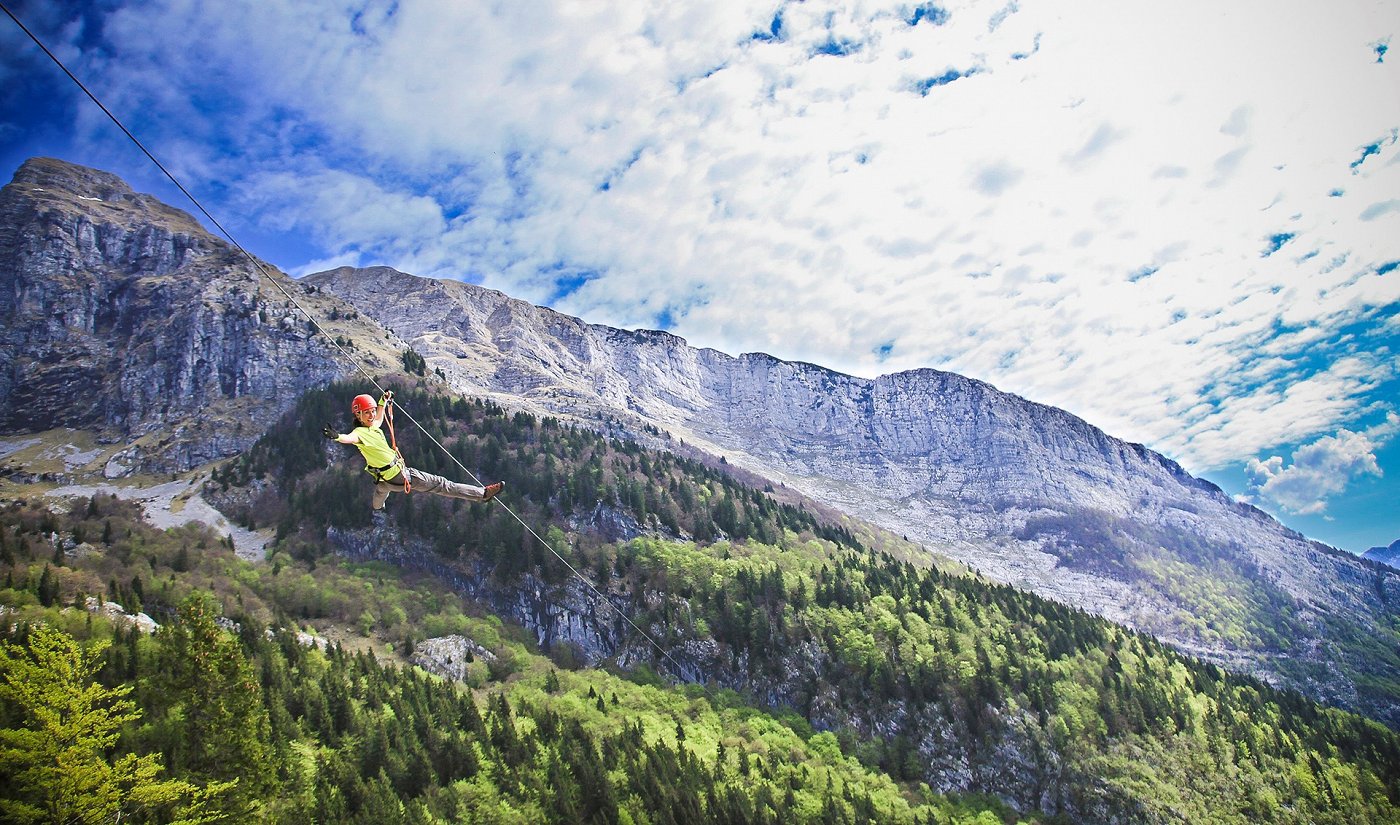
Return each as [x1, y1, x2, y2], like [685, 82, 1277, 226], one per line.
[2, 380, 1398, 823]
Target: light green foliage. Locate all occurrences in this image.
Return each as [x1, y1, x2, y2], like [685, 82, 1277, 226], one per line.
[607, 535, 1400, 822]
[0, 624, 227, 824]
[0, 494, 1034, 823]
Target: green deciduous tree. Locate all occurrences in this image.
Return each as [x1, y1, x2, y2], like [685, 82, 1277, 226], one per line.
[0, 623, 227, 824]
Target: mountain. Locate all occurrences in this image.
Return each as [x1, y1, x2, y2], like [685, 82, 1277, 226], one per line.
[11, 443, 1400, 824]
[204, 386, 1400, 822]
[2, 158, 1397, 728]
[304, 266, 1400, 726]
[0, 157, 399, 476]
[1367, 540, 1400, 570]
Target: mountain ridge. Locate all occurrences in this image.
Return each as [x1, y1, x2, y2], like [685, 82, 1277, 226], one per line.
[306, 263, 1400, 724]
[0, 158, 398, 476]
[1, 157, 1396, 727]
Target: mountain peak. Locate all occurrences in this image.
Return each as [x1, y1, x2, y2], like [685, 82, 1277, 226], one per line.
[1364, 539, 1400, 569]
[0, 158, 390, 466]
[12, 156, 133, 194]
[5, 156, 206, 236]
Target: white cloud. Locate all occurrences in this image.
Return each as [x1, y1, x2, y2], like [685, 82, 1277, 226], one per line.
[1246, 412, 1400, 514]
[22, 0, 1400, 483]
[1182, 350, 1399, 468]
[244, 168, 448, 270]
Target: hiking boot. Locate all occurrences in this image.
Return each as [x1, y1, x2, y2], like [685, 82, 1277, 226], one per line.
[371, 509, 387, 526]
[482, 481, 505, 502]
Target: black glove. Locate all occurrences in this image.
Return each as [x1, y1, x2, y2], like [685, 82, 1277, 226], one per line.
[322, 424, 339, 441]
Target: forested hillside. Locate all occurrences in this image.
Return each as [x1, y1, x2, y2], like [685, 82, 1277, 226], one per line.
[306, 263, 1400, 728]
[1, 494, 1024, 824]
[2, 381, 1398, 823]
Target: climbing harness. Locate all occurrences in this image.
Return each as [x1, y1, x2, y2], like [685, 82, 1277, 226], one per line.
[364, 458, 403, 484]
[382, 396, 412, 494]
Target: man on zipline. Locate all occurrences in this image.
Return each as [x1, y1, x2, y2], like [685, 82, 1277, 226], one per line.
[324, 391, 504, 523]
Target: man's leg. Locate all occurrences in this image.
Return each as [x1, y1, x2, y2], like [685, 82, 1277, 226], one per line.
[404, 467, 494, 501]
[372, 479, 394, 510]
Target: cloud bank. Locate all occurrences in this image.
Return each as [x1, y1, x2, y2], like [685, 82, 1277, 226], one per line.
[1246, 413, 1400, 514]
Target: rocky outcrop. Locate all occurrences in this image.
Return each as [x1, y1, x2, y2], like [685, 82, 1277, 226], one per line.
[411, 635, 495, 682]
[326, 525, 643, 667]
[309, 265, 1400, 725]
[83, 595, 159, 634]
[0, 159, 378, 476]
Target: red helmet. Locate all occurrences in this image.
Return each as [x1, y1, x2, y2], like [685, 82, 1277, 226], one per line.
[350, 394, 378, 416]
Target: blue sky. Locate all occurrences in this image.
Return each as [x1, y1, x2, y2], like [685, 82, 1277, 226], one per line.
[3, 0, 1398, 553]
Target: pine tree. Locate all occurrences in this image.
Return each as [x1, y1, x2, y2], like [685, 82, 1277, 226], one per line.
[153, 592, 276, 812]
[36, 565, 58, 607]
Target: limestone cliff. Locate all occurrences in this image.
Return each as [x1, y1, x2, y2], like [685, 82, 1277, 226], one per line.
[0, 158, 395, 476]
[308, 265, 1400, 725]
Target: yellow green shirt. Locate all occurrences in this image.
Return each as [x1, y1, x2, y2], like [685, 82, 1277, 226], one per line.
[352, 425, 401, 479]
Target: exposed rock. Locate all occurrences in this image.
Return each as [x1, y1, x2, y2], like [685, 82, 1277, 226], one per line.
[295, 629, 330, 650]
[84, 596, 159, 634]
[326, 524, 643, 667]
[0, 158, 393, 476]
[104, 447, 138, 480]
[412, 634, 496, 682]
[568, 500, 688, 543]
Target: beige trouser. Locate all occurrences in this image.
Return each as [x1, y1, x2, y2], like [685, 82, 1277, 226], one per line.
[372, 466, 487, 510]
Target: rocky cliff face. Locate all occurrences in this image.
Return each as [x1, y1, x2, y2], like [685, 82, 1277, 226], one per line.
[308, 265, 1400, 725]
[0, 159, 392, 476]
